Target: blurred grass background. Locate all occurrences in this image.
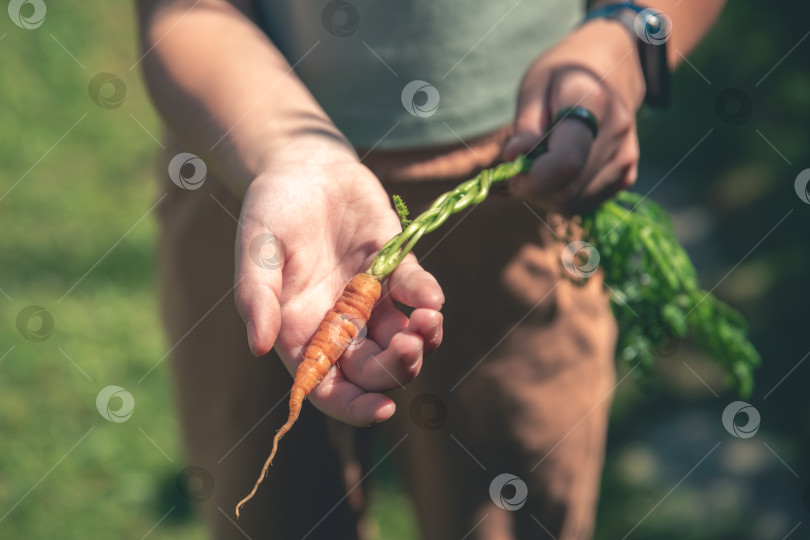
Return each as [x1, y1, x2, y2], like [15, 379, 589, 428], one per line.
[0, 2, 808, 539]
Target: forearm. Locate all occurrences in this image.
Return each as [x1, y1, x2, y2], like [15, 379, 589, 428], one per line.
[134, 0, 356, 196]
[590, 0, 726, 67]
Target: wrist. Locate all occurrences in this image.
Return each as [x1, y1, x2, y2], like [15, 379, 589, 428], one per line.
[257, 130, 359, 172]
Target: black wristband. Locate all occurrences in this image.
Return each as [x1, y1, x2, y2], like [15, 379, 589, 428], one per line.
[583, 2, 671, 108]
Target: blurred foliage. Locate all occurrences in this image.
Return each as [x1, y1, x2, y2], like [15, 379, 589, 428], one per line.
[0, 1, 808, 540]
[0, 4, 205, 539]
[583, 191, 760, 396]
[594, 2, 810, 539]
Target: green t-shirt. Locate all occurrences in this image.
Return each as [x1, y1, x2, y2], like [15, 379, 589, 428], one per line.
[256, 1, 582, 149]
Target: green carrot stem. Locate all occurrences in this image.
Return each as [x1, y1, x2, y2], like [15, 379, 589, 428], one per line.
[364, 155, 760, 397]
[367, 156, 531, 281]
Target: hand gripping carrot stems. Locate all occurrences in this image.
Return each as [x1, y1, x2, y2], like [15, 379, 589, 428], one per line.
[235, 109, 760, 516]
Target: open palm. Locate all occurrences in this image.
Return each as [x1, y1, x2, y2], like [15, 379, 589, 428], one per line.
[234, 159, 444, 426]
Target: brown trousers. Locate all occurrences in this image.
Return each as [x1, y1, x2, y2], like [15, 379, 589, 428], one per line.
[157, 127, 617, 540]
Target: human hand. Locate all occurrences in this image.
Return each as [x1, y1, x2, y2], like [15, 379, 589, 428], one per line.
[234, 140, 444, 427]
[503, 19, 646, 214]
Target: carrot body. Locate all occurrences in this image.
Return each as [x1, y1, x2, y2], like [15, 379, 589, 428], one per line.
[236, 272, 382, 517]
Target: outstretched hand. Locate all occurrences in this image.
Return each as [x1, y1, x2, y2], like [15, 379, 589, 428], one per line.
[234, 143, 444, 427]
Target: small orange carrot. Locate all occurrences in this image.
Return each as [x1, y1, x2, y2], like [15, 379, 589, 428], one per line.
[235, 272, 381, 517]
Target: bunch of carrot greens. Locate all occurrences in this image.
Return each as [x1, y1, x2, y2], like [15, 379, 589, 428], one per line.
[235, 151, 760, 516]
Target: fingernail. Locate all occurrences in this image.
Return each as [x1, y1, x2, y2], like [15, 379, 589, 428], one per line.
[373, 402, 397, 423]
[503, 137, 521, 158]
[246, 319, 257, 355]
[505, 132, 531, 152]
[431, 322, 442, 344]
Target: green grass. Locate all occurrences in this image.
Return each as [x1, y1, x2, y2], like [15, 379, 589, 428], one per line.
[0, 4, 419, 539]
[0, 4, 209, 538]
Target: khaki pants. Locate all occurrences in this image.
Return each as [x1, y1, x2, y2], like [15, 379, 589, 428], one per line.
[157, 127, 617, 540]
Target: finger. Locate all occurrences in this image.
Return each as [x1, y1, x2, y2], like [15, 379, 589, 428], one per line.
[340, 330, 424, 392]
[564, 130, 638, 214]
[234, 224, 285, 356]
[558, 139, 618, 204]
[502, 73, 550, 161]
[345, 392, 397, 425]
[517, 66, 611, 196]
[387, 254, 444, 310]
[309, 370, 396, 426]
[569, 161, 637, 214]
[514, 118, 595, 200]
[365, 299, 409, 348]
[368, 305, 442, 352]
[562, 108, 634, 202]
[338, 307, 442, 392]
[340, 307, 443, 392]
[404, 308, 443, 354]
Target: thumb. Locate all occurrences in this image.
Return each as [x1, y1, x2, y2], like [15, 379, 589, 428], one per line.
[502, 73, 550, 161]
[234, 225, 285, 356]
